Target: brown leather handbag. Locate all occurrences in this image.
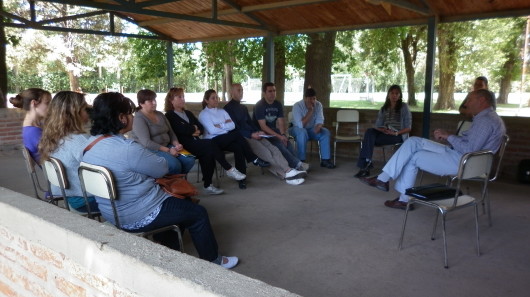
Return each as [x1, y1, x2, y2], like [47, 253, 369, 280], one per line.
[155, 174, 199, 199]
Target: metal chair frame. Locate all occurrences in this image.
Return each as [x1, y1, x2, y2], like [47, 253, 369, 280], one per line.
[399, 150, 494, 268]
[43, 157, 100, 219]
[78, 162, 184, 252]
[21, 147, 61, 204]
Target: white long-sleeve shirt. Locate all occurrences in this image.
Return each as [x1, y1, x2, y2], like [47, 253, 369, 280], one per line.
[198, 107, 235, 139]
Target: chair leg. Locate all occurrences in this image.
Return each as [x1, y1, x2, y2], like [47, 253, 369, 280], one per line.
[485, 188, 492, 227]
[441, 213, 449, 269]
[474, 204, 481, 257]
[431, 210, 440, 240]
[398, 202, 412, 250]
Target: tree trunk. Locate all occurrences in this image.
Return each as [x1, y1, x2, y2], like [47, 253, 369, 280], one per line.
[223, 63, 233, 101]
[435, 25, 458, 110]
[498, 48, 517, 105]
[304, 32, 336, 107]
[400, 33, 417, 107]
[274, 38, 286, 104]
[498, 57, 514, 105]
[66, 56, 80, 92]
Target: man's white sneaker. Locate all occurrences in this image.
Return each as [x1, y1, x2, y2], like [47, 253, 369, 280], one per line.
[204, 185, 224, 195]
[286, 178, 305, 185]
[296, 162, 310, 172]
[226, 167, 246, 181]
[285, 168, 307, 180]
[220, 256, 239, 269]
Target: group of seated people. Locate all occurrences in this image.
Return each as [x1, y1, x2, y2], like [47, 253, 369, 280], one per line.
[10, 75, 503, 269]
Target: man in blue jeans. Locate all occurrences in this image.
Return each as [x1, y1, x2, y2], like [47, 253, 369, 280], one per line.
[289, 88, 335, 169]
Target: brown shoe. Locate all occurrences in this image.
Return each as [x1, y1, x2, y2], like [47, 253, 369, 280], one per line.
[384, 198, 414, 210]
[359, 176, 389, 192]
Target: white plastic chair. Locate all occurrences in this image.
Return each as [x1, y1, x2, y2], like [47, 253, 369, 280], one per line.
[399, 150, 494, 269]
[78, 162, 184, 252]
[333, 110, 362, 164]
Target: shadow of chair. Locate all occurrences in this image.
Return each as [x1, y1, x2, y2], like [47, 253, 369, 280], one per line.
[43, 157, 101, 220]
[21, 146, 61, 205]
[78, 162, 184, 252]
[399, 149, 494, 269]
[333, 110, 362, 164]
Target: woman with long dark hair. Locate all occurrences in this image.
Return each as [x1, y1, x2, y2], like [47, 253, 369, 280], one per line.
[354, 85, 412, 178]
[83, 92, 238, 268]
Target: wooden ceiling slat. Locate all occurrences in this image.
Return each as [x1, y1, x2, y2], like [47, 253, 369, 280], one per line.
[34, 0, 530, 42]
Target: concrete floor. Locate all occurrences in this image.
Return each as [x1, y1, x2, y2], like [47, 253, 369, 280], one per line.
[1, 148, 530, 297]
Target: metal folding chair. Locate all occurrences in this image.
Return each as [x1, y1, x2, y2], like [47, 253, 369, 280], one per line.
[333, 110, 362, 164]
[78, 162, 184, 252]
[399, 150, 494, 268]
[43, 157, 101, 219]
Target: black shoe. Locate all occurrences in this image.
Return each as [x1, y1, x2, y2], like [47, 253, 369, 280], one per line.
[320, 159, 336, 169]
[354, 169, 370, 178]
[238, 179, 247, 189]
[252, 158, 270, 167]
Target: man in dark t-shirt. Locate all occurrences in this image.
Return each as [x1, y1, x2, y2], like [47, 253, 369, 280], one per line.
[253, 82, 308, 172]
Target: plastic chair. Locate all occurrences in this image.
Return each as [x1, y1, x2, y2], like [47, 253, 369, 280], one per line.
[43, 157, 101, 220]
[21, 147, 61, 204]
[78, 162, 184, 252]
[399, 150, 494, 269]
[333, 110, 362, 164]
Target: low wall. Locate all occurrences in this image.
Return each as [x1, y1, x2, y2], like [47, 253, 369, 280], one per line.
[2, 104, 529, 181]
[0, 187, 298, 297]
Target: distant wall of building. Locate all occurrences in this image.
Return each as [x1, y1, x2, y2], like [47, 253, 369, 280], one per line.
[2, 104, 528, 181]
[0, 187, 298, 297]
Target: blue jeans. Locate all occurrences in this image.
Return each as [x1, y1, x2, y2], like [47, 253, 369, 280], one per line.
[288, 126, 332, 161]
[154, 150, 196, 174]
[266, 137, 300, 168]
[134, 197, 219, 262]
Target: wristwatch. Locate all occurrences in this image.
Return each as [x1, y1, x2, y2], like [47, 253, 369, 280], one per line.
[395, 131, 398, 136]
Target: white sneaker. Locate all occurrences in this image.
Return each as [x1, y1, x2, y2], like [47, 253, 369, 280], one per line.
[286, 178, 305, 185]
[220, 256, 239, 269]
[296, 162, 310, 172]
[226, 167, 246, 181]
[204, 185, 224, 195]
[285, 168, 307, 180]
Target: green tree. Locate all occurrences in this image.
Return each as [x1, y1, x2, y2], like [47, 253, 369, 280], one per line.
[356, 26, 426, 106]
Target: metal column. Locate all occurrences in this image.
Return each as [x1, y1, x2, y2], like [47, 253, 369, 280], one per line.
[422, 16, 437, 138]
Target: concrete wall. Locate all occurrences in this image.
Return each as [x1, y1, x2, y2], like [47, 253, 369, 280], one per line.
[0, 187, 299, 297]
[2, 104, 529, 181]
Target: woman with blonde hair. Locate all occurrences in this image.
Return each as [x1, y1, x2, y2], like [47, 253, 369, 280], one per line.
[10, 88, 51, 162]
[38, 91, 98, 213]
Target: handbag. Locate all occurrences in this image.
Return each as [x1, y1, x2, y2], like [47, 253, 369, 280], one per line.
[405, 183, 462, 201]
[155, 174, 199, 199]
